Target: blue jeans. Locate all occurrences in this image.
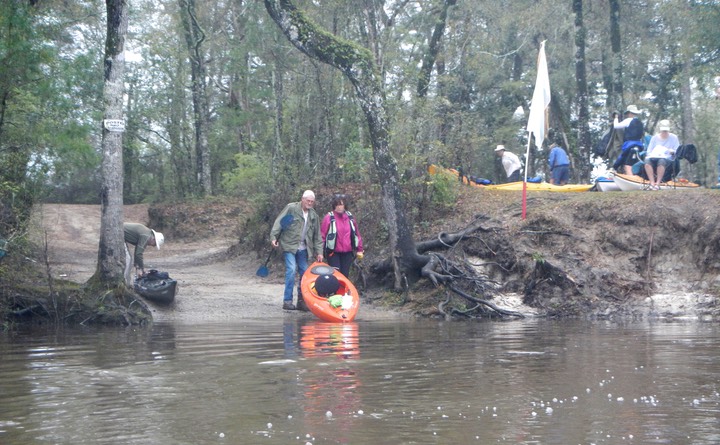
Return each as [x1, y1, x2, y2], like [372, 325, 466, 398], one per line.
[551, 165, 570, 185]
[283, 249, 308, 302]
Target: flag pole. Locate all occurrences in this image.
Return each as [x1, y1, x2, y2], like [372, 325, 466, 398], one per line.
[522, 138, 531, 219]
[523, 40, 551, 220]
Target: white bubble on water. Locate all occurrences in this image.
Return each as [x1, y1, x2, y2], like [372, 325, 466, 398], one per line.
[218, 432, 225, 438]
[545, 407, 553, 414]
[586, 388, 591, 393]
[616, 397, 624, 402]
[531, 411, 537, 417]
[326, 411, 333, 418]
[358, 409, 364, 415]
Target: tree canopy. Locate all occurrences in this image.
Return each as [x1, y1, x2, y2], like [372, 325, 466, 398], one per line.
[2, 0, 720, 235]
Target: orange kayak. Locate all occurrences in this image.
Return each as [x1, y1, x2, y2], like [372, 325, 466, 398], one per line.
[300, 262, 360, 322]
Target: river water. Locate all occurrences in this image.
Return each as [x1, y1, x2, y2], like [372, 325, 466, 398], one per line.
[1, 318, 718, 445]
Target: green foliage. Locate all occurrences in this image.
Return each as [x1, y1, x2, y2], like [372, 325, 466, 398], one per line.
[222, 153, 271, 197]
[1, 0, 719, 205]
[338, 142, 372, 182]
[428, 169, 459, 211]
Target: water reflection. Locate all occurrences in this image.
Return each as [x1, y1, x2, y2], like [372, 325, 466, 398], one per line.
[299, 321, 360, 359]
[296, 321, 361, 442]
[1, 319, 719, 445]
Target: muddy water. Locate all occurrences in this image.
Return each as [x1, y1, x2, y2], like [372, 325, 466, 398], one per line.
[1, 319, 719, 445]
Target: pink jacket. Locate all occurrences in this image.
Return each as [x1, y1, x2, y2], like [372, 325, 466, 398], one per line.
[321, 210, 364, 253]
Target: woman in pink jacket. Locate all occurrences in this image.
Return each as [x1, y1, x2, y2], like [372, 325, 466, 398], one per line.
[321, 194, 364, 278]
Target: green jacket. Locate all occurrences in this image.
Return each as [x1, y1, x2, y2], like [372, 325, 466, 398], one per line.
[270, 202, 323, 258]
[124, 223, 152, 269]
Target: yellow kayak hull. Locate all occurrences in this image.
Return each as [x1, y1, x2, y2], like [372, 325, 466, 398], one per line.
[428, 164, 593, 192]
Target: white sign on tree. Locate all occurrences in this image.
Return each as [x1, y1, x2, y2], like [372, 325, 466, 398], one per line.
[103, 119, 126, 132]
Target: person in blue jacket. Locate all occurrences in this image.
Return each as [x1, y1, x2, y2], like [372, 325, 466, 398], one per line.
[547, 140, 571, 185]
[612, 105, 645, 174]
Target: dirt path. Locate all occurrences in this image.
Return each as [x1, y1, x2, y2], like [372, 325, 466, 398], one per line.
[33, 204, 398, 323]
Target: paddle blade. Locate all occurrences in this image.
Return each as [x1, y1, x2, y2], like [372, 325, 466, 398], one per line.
[256, 265, 269, 277]
[280, 214, 293, 229]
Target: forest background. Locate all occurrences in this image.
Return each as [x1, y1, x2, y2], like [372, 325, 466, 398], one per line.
[2, 0, 720, 320]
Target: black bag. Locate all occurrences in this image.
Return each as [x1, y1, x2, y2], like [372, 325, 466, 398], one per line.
[145, 269, 170, 280]
[594, 130, 612, 157]
[676, 144, 698, 164]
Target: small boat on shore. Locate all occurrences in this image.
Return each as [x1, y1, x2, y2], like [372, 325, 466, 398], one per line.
[300, 262, 359, 322]
[134, 270, 178, 304]
[428, 164, 593, 192]
[611, 172, 700, 191]
[483, 181, 594, 192]
[595, 176, 621, 192]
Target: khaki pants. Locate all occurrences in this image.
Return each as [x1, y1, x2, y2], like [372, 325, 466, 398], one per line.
[124, 244, 134, 286]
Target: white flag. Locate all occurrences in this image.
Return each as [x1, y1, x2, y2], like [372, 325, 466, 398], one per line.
[526, 41, 551, 148]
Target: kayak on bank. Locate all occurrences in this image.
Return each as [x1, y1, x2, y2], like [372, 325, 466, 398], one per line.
[611, 172, 701, 191]
[300, 262, 360, 322]
[428, 164, 593, 192]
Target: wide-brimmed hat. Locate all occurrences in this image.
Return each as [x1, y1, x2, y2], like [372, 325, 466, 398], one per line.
[151, 230, 164, 250]
[624, 104, 642, 115]
[494, 145, 506, 152]
[658, 119, 671, 131]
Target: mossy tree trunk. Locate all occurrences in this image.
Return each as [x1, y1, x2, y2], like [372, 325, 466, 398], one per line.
[264, 0, 431, 288]
[93, 0, 128, 287]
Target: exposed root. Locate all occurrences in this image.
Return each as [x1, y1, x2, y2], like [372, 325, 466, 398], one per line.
[448, 285, 525, 319]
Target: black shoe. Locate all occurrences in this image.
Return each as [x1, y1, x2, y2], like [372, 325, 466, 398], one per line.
[297, 300, 310, 312]
[282, 301, 297, 310]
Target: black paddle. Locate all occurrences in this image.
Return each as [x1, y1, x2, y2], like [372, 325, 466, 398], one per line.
[256, 214, 293, 277]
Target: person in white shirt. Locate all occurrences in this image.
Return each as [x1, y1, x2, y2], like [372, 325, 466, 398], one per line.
[494, 145, 522, 182]
[643, 119, 680, 190]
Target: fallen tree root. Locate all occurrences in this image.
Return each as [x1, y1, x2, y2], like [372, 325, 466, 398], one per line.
[448, 285, 525, 319]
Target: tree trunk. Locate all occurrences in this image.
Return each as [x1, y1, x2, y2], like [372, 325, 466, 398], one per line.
[179, 0, 212, 196]
[609, 0, 624, 110]
[680, 60, 697, 179]
[264, 0, 426, 288]
[573, 0, 591, 181]
[94, 0, 128, 286]
[417, 0, 456, 98]
[271, 65, 284, 178]
[679, 61, 695, 145]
